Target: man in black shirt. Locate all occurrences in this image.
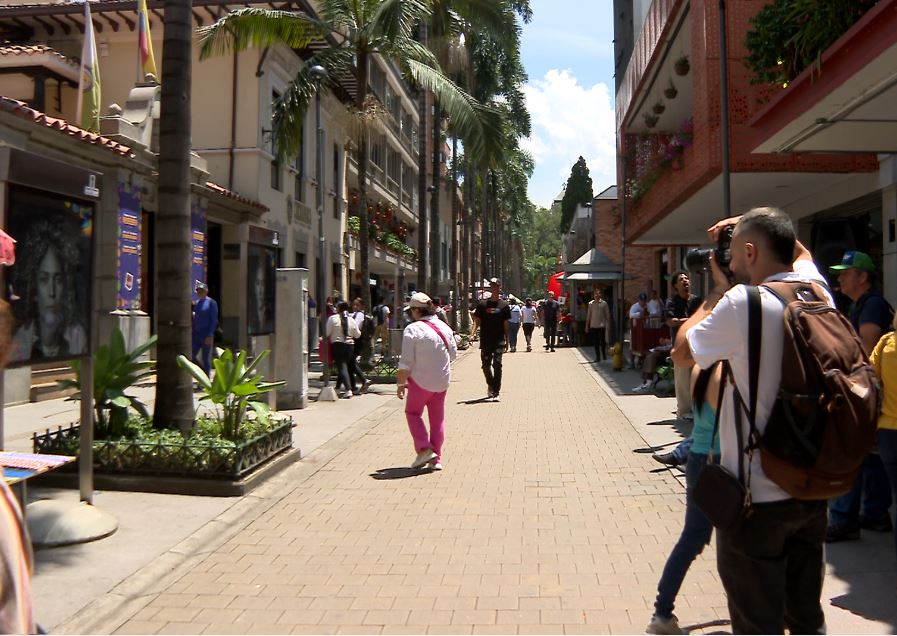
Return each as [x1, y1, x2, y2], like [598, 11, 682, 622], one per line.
[664, 270, 701, 420]
[542, 291, 560, 351]
[472, 278, 511, 401]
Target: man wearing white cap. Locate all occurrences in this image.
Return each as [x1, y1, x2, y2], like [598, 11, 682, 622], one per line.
[397, 292, 458, 470]
[471, 278, 511, 401]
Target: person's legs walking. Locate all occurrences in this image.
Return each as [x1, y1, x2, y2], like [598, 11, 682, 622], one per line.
[829, 466, 864, 537]
[509, 322, 520, 351]
[351, 341, 369, 391]
[546, 322, 557, 350]
[523, 323, 534, 350]
[491, 348, 504, 396]
[652, 453, 714, 622]
[598, 327, 607, 360]
[481, 347, 496, 395]
[425, 388, 447, 462]
[405, 378, 434, 453]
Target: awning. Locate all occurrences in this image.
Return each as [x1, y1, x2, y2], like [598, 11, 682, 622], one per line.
[564, 272, 624, 281]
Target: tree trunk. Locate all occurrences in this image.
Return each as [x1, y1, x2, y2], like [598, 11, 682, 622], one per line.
[429, 108, 441, 295]
[153, 0, 195, 430]
[416, 25, 429, 291]
[356, 52, 372, 313]
[480, 168, 488, 277]
[451, 136, 462, 330]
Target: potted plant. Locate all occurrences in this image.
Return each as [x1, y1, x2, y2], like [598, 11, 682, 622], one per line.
[652, 100, 666, 115]
[663, 80, 678, 99]
[59, 328, 157, 439]
[674, 55, 690, 76]
[643, 112, 659, 128]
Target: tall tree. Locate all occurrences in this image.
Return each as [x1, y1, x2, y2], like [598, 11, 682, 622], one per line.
[199, 0, 501, 313]
[153, 0, 196, 430]
[560, 156, 593, 233]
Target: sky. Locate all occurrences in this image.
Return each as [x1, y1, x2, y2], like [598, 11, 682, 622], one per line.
[519, 1, 617, 209]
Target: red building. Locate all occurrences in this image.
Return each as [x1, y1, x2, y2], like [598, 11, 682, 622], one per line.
[615, 0, 889, 297]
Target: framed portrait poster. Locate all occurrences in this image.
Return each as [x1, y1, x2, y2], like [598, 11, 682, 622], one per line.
[247, 243, 276, 336]
[5, 186, 94, 366]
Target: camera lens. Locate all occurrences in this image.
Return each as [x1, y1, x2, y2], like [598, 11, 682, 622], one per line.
[685, 248, 711, 272]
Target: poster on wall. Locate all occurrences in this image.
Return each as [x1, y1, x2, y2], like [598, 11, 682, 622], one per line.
[5, 187, 93, 366]
[191, 200, 207, 302]
[117, 182, 142, 310]
[247, 243, 276, 336]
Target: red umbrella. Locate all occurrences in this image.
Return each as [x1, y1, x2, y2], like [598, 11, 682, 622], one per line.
[547, 272, 563, 298]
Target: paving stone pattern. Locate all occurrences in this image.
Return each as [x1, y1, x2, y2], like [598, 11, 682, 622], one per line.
[107, 340, 729, 635]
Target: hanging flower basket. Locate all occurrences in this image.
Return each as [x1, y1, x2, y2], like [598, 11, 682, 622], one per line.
[652, 101, 666, 115]
[663, 81, 678, 99]
[674, 56, 690, 76]
[643, 113, 659, 128]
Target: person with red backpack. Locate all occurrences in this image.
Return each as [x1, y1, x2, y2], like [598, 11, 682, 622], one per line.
[671, 207, 878, 634]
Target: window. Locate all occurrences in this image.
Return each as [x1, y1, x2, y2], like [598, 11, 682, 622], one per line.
[296, 252, 306, 268]
[293, 116, 305, 201]
[271, 160, 281, 191]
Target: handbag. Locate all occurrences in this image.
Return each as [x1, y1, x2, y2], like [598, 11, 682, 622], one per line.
[692, 289, 762, 530]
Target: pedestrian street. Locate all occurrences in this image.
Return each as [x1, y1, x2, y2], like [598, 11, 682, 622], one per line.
[66, 334, 896, 635]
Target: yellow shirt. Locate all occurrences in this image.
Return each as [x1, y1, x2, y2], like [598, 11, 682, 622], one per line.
[870, 331, 897, 431]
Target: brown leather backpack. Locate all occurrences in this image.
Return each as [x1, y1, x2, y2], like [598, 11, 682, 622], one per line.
[746, 281, 881, 500]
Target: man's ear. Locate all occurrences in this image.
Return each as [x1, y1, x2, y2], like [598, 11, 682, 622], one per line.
[744, 241, 757, 264]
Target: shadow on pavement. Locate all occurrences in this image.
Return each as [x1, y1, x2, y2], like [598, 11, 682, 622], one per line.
[457, 397, 493, 405]
[369, 467, 435, 480]
[681, 618, 731, 634]
[825, 532, 897, 630]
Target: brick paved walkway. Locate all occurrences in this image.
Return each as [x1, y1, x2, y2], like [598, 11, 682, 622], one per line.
[92, 339, 730, 635]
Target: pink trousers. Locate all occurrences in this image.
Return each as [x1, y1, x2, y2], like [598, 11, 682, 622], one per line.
[405, 377, 447, 461]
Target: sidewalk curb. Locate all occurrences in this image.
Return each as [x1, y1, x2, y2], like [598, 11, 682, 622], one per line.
[54, 397, 406, 635]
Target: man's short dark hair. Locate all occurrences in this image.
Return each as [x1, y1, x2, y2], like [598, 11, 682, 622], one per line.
[735, 207, 796, 266]
[670, 269, 689, 288]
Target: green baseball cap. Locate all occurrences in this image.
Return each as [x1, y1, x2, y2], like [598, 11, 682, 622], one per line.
[830, 251, 876, 272]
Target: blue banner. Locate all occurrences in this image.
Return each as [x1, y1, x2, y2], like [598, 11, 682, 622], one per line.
[191, 200, 207, 303]
[117, 182, 141, 310]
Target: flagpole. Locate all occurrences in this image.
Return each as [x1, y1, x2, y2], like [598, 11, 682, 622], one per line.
[76, 0, 88, 125]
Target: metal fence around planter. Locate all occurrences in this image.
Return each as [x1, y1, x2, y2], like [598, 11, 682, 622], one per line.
[32, 419, 294, 479]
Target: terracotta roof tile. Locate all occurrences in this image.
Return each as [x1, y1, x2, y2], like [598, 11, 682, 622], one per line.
[0, 44, 79, 69]
[204, 181, 268, 212]
[0, 96, 133, 157]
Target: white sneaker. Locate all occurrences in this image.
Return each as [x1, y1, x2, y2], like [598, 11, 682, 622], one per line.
[631, 383, 653, 393]
[429, 461, 443, 471]
[412, 449, 438, 469]
[491, 394, 501, 402]
[645, 614, 684, 635]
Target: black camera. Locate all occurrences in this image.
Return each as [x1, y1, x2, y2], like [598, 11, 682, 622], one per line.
[685, 225, 734, 276]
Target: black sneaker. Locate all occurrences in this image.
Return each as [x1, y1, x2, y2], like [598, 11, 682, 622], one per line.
[651, 452, 685, 467]
[825, 522, 861, 543]
[859, 515, 893, 532]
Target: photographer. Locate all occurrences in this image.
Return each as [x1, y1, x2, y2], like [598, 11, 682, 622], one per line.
[671, 207, 831, 634]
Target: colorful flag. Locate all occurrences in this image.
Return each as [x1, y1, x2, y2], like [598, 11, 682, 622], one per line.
[77, 1, 101, 132]
[137, 0, 157, 77]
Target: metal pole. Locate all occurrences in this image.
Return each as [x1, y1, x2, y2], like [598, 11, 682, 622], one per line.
[719, 0, 732, 218]
[79, 356, 94, 504]
[310, 66, 335, 401]
[620, 154, 627, 346]
[316, 87, 328, 388]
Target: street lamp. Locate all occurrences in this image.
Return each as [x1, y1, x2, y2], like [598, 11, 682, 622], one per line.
[309, 64, 336, 401]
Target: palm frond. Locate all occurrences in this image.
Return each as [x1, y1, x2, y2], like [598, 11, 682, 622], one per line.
[272, 47, 354, 160]
[364, 0, 431, 44]
[403, 58, 502, 162]
[198, 8, 327, 59]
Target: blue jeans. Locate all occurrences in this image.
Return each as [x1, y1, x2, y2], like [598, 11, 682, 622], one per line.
[829, 452, 893, 526]
[655, 452, 718, 619]
[877, 429, 897, 558]
[508, 322, 520, 350]
[670, 437, 693, 463]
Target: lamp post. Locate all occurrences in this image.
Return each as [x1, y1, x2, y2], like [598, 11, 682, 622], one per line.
[310, 64, 336, 401]
[719, 0, 732, 218]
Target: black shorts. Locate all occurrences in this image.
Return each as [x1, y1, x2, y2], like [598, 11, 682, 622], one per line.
[522, 323, 535, 335]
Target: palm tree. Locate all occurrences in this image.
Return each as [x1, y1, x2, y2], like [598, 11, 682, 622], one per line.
[199, 0, 501, 313]
[153, 0, 198, 430]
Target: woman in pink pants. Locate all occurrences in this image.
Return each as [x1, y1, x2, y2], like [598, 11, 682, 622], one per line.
[397, 292, 458, 470]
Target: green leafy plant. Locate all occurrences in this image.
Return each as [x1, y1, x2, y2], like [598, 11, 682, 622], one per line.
[59, 328, 157, 440]
[652, 100, 666, 115]
[674, 55, 690, 76]
[177, 348, 285, 441]
[663, 80, 678, 99]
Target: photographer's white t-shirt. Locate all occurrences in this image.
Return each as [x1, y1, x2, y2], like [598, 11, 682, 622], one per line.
[686, 260, 833, 503]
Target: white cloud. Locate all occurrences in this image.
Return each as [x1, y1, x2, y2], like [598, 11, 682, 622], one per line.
[522, 69, 617, 207]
